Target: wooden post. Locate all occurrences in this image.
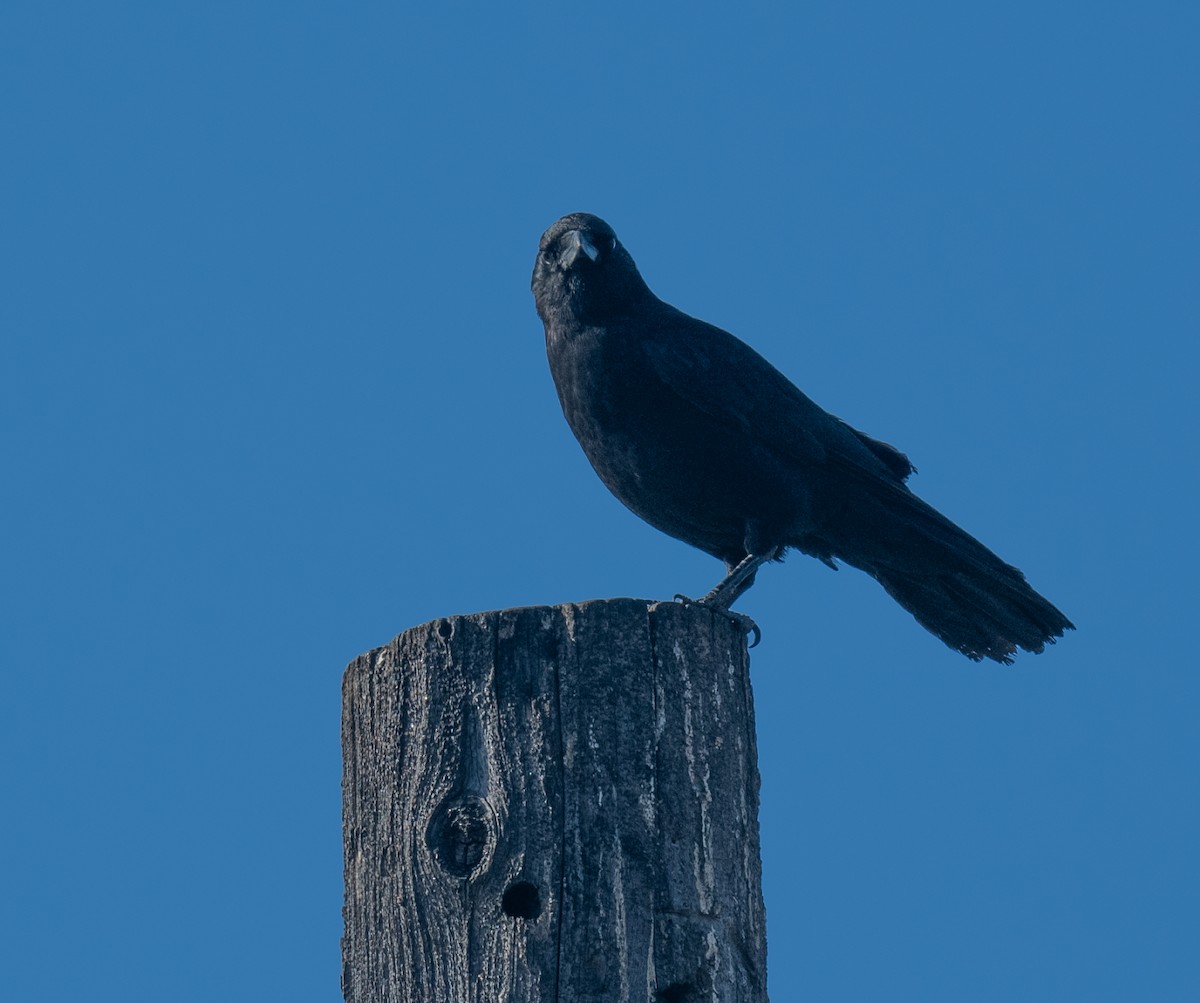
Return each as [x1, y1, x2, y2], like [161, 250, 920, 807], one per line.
[341, 597, 769, 1002]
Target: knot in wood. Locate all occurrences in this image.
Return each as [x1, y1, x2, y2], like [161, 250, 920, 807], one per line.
[426, 794, 495, 879]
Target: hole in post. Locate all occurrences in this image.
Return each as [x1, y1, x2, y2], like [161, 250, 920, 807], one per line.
[501, 880, 541, 920]
[437, 619, 453, 639]
[657, 984, 694, 1002]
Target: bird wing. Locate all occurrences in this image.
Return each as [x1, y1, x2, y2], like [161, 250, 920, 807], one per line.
[637, 306, 915, 487]
[637, 307, 1034, 580]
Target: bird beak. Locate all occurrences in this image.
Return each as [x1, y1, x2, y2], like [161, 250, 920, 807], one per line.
[560, 229, 600, 268]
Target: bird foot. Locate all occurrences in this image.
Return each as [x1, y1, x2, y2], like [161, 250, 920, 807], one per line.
[673, 594, 762, 648]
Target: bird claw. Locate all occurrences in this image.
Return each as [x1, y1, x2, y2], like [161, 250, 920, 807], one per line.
[673, 594, 762, 648]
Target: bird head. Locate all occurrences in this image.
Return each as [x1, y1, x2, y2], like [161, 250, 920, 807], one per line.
[531, 213, 653, 328]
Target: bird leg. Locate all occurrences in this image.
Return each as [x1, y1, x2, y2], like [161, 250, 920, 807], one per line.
[674, 548, 779, 648]
[700, 549, 778, 609]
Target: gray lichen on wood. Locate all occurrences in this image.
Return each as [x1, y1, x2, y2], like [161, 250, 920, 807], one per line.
[342, 598, 769, 1002]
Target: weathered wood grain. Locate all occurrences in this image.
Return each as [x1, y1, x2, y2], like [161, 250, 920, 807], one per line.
[342, 598, 769, 1002]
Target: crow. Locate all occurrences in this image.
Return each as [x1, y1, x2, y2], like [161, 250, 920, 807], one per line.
[531, 212, 1073, 662]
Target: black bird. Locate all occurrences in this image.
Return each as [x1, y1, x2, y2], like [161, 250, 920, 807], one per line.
[531, 212, 1073, 662]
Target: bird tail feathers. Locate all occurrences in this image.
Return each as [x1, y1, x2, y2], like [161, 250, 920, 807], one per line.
[828, 493, 1073, 663]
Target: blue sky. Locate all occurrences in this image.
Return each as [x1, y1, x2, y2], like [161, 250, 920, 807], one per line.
[2, 3, 1196, 1000]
